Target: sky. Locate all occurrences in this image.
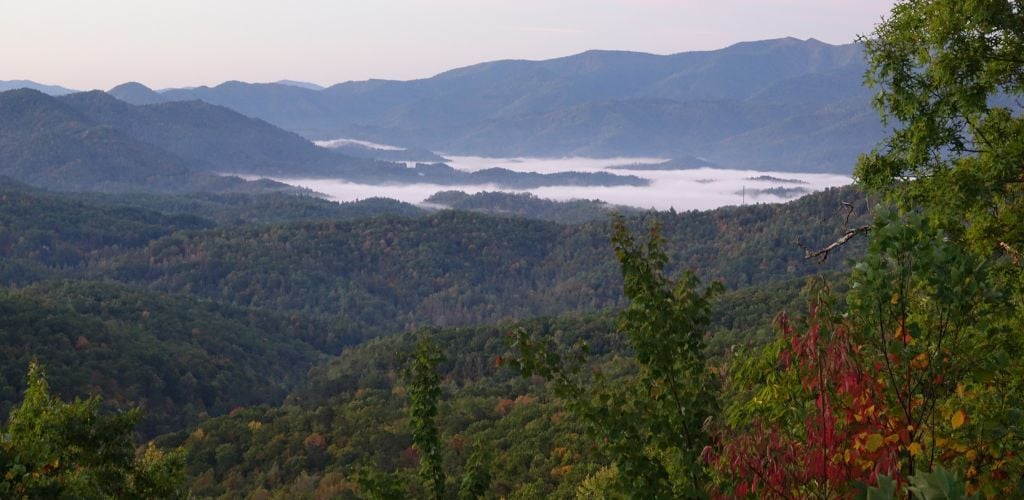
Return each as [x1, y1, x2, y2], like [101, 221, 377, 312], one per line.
[0, 0, 897, 91]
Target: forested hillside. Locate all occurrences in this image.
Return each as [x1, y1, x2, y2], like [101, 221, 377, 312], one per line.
[67, 191, 427, 226]
[160, 275, 828, 497]
[0, 90, 292, 194]
[88, 186, 866, 339]
[0, 281, 333, 437]
[5, 2, 1021, 497]
[59, 91, 360, 177]
[0, 180, 865, 482]
[0, 88, 648, 191]
[423, 191, 641, 224]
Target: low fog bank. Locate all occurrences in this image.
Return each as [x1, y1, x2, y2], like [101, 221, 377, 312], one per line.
[259, 168, 849, 212]
[247, 144, 852, 210]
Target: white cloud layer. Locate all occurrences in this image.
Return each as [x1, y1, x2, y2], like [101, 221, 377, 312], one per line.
[258, 155, 851, 212]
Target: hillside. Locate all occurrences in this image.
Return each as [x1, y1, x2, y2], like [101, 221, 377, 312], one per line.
[0, 281, 341, 437]
[1, 182, 867, 319]
[61, 90, 367, 177]
[122, 38, 883, 173]
[49, 90, 644, 187]
[0, 180, 876, 498]
[163, 315, 626, 498]
[85, 187, 867, 341]
[423, 190, 642, 224]
[0, 90, 297, 193]
[69, 191, 427, 225]
[165, 271, 826, 498]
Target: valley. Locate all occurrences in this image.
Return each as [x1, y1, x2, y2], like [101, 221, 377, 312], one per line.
[4, 1, 1023, 495]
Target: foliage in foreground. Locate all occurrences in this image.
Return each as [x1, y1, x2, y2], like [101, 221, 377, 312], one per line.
[0, 362, 184, 498]
[495, 1, 1024, 495]
[512, 216, 721, 497]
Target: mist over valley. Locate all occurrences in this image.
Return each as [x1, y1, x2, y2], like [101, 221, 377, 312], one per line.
[10, 2, 1015, 495]
[259, 147, 852, 211]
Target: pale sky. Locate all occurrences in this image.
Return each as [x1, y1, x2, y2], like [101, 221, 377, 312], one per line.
[0, 0, 897, 91]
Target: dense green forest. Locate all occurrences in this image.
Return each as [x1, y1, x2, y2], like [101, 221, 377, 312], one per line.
[0, 281, 334, 437]
[0, 172, 864, 497]
[1, 172, 867, 343]
[423, 191, 642, 224]
[0, 90, 299, 194]
[3, 1, 1022, 498]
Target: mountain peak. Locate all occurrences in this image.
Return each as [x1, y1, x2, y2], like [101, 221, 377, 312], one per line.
[722, 36, 835, 51]
[108, 81, 166, 105]
[110, 81, 155, 93]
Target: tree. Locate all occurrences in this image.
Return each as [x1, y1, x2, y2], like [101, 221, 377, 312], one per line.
[848, 213, 1012, 482]
[857, 0, 1024, 260]
[706, 292, 902, 499]
[511, 216, 721, 498]
[404, 332, 446, 500]
[0, 361, 185, 498]
[457, 447, 492, 500]
[855, 1, 1024, 494]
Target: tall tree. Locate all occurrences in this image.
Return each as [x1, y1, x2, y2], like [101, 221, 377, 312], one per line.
[853, 0, 1024, 494]
[857, 0, 1024, 259]
[0, 361, 184, 498]
[404, 333, 447, 500]
[512, 216, 721, 498]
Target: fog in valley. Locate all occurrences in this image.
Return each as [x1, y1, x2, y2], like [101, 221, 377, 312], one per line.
[261, 148, 852, 211]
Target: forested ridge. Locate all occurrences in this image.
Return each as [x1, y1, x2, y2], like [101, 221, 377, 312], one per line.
[0, 90, 299, 194]
[4, 1, 1023, 498]
[111, 39, 879, 172]
[2, 174, 867, 343]
[0, 281, 331, 437]
[0, 172, 866, 497]
[0, 88, 647, 191]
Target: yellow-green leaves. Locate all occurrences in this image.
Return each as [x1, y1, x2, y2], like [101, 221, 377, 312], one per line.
[866, 433, 885, 453]
[951, 410, 966, 430]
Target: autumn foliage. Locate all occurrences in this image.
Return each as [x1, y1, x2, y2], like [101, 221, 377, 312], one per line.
[706, 303, 904, 498]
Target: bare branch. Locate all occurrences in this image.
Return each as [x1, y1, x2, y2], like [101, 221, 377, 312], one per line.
[794, 201, 870, 262]
[801, 226, 871, 263]
[841, 202, 855, 229]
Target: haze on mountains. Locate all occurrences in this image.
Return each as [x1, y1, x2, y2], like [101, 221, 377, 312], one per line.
[0, 80, 79, 96]
[0, 89, 293, 194]
[105, 37, 882, 174]
[3, 36, 881, 203]
[9, 0, 1024, 496]
[0, 88, 647, 193]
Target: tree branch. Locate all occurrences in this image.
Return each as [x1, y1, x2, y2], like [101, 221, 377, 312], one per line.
[799, 226, 871, 263]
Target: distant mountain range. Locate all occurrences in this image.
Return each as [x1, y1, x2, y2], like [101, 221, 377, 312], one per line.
[59, 90, 360, 177]
[99, 38, 883, 174]
[6, 38, 884, 176]
[0, 80, 79, 96]
[0, 89, 643, 193]
[0, 89, 297, 193]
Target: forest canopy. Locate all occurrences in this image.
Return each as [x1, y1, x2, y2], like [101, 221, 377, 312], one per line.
[2, 1, 1023, 498]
